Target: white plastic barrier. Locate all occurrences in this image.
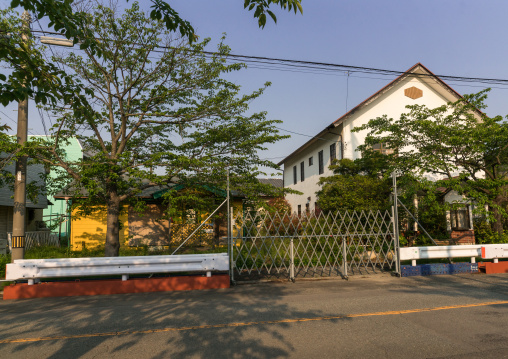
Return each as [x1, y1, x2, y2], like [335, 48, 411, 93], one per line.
[481, 245, 508, 264]
[400, 244, 508, 266]
[6, 253, 229, 284]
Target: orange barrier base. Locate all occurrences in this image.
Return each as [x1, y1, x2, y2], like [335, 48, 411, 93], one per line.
[478, 262, 508, 274]
[3, 274, 230, 300]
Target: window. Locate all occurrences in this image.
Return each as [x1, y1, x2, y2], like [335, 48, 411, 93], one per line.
[300, 161, 305, 182]
[318, 150, 324, 174]
[293, 165, 297, 185]
[330, 143, 336, 161]
[451, 207, 471, 230]
[305, 203, 310, 214]
[298, 205, 301, 216]
[338, 140, 343, 160]
[315, 202, 321, 215]
[309, 156, 313, 166]
[372, 143, 393, 155]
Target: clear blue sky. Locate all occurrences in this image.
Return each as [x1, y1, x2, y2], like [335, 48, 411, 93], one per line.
[3, 0, 508, 176]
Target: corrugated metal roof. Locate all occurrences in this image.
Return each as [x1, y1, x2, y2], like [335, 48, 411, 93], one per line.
[257, 178, 283, 188]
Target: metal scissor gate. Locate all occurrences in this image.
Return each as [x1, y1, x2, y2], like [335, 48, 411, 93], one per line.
[231, 209, 396, 281]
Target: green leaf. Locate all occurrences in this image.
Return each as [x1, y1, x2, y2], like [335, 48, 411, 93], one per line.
[267, 10, 277, 23]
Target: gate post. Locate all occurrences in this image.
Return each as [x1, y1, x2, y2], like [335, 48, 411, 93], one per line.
[290, 237, 295, 282]
[391, 205, 400, 275]
[342, 237, 348, 278]
[230, 206, 235, 283]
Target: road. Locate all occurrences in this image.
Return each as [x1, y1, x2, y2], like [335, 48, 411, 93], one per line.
[1, 273, 508, 358]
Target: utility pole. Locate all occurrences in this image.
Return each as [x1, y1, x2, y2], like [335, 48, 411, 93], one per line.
[11, 10, 31, 262]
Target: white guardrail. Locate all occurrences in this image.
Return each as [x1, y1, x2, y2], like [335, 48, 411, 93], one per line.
[400, 244, 508, 266]
[5, 253, 229, 284]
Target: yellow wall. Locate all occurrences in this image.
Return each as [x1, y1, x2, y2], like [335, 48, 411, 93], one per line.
[70, 199, 244, 250]
[70, 206, 129, 250]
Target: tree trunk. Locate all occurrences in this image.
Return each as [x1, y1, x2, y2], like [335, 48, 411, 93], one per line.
[105, 194, 121, 257]
[492, 207, 504, 238]
[492, 194, 505, 238]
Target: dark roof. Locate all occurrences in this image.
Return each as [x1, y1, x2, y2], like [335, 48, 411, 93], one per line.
[0, 160, 49, 209]
[277, 63, 473, 166]
[54, 178, 280, 200]
[77, 139, 98, 158]
[257, 178, 283, 188]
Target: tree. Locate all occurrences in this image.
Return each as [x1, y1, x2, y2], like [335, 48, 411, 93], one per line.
[316, 154, 392, 213]
[0, 0, 302, 109]
[354, 90, 508, 236]
[27, 3, 289, 256]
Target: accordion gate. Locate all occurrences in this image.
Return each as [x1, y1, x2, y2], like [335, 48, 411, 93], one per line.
[232, 210, 396, 281]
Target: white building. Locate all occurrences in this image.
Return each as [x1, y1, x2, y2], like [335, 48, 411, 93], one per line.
[279, 63, 469, 214]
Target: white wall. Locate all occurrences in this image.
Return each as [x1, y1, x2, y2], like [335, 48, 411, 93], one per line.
[342, 76, 450, 161]
[282, 75, 454, 212]
[283, 131, 341, 213]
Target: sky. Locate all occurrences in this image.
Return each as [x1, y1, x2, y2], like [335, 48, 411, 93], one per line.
[2, 0, 508, 177]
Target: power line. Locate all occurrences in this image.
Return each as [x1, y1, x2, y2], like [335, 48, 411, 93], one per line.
[275, 126, 338, 144]
[27, 30, 508, 87]
[0, 110, 38, 136]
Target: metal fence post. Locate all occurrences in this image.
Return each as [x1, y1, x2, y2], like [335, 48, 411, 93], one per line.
[230, 206, 235, 283]
[289, 237, 295, 282]
[391, 205, 400, 275]
[342, 237, 348, 278]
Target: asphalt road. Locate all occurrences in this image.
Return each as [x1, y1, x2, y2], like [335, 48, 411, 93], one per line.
[1, 273, 508, 358]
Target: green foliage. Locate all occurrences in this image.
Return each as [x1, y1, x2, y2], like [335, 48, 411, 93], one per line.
[243, 0, 303, 28]
[0, 254, 10, 279]
[317, 155, 392, 213]
[0, 7, 92, 108]
[1, 0, 302, 108]
[473, 218, 508, 244]
[354, 90, 508, 235]
[21, 4, 290, 256]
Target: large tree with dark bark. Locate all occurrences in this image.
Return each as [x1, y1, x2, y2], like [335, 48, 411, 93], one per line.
[27, 3, 289, 256]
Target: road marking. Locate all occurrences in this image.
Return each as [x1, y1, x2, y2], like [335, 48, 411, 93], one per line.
[1, 300, 508, 344]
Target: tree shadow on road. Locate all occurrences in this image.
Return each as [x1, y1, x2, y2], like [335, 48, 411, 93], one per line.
[392, 273, 508, 302]
[0, 279, 352, 358]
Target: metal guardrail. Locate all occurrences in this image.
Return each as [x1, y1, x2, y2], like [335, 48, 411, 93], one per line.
[400, 244, 508, 266]
[6, 253, 229, 284]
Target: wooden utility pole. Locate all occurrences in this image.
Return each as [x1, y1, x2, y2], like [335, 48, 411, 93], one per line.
[11, 10, 31, 262]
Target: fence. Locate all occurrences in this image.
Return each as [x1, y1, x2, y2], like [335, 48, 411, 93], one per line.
[7, 231, 60, 251]
[231, 209, 396, 281]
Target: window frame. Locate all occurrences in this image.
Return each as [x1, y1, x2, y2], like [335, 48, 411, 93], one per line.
[318, 150, 324, 174]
